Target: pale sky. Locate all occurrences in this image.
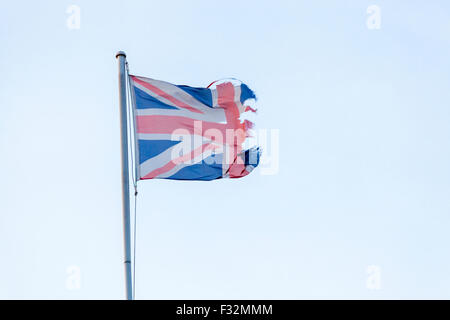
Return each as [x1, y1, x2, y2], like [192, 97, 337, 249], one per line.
[1, 0, 450, 299]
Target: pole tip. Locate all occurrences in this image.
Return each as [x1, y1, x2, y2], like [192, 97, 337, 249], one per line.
[116, 51, 126, 59]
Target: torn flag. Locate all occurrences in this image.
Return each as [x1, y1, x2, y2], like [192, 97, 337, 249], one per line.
[129, 75, 260, 181]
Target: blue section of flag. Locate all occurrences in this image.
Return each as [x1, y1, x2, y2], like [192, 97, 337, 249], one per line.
[134, 87, 178, 110]
[240, 83, 256, 104]
[167, 155, 223, 180]
[138, 140, 181, 164]
[244, 147, 260, 166]
[176, 85, 213, 108]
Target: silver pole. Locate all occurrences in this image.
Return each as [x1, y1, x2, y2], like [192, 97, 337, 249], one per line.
[116, 51, 133, 300]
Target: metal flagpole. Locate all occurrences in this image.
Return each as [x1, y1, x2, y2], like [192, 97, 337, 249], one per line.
[115, 51, 133, 300]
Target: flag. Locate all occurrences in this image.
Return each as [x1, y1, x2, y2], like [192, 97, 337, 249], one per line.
[129, 75, 260, 181]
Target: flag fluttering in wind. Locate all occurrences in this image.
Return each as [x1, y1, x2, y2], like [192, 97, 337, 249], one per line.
[130, 75, 260, 181]
[115, 51, 262, 299]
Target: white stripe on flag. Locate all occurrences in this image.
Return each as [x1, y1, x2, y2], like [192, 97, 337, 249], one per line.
[136, 108, 225, 123]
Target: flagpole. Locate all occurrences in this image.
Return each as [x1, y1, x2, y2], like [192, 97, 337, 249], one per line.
[116, 51, 133, 300]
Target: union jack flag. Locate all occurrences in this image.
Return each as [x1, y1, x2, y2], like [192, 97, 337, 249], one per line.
[129, 75, 260, 181]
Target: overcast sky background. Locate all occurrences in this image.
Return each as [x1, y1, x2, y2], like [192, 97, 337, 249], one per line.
[1, 0, 450, 299]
